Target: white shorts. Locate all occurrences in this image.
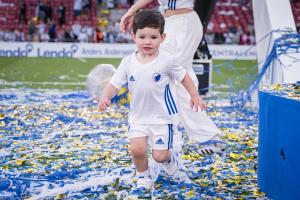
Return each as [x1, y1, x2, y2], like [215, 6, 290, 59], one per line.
[128, 124, 174, 150]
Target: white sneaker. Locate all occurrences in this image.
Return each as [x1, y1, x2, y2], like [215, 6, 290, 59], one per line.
[163, 152, 179, 176]
[148, 157, 162, 183]
[198, 140, 225, 156]
[128, 176, 152, 199]
[136, 175, 153, 190]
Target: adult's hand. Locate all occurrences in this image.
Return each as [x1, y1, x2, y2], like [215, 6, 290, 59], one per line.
[119, 0, 154, 32]
[120, 10, 134, 32]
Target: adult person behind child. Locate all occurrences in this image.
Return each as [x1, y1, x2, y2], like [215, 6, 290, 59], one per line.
[120, 0, 222, 153]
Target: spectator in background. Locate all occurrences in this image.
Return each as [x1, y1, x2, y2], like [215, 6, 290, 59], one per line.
[15, 28, 25, 42]
[224, 26, 236, 44]
[78, 28, 88, 42]
[96, 0, 103, 10]
[74, 0, 83, 19]
[118, 0, 128, 8]
[107, 31, 115, 43]
[57, 2, 66, 26]
[40, 29, 50, 42]
[207, 21, 214, 33]
[2, 28, 9, 42]
[239, 31, 249, 45]
[44, 1, 53, 23]
[19, 1, 27, 24]
[0, 28, 4, 41]
[7, 28, 16, 42]
[107, 0, 115, 9]
[33, 33, 40, 42]
[28, 19, 36, 42]
[48, 20, 57, 42]
[248, 32, 255, 45]
[127, 0, 134, 6]
[240, 0, 248, 6]
[205, 29, 214, 44]
[82, 0, 90, 16]
[37, 20, 47, 39]
[220, 22, 227, 34]
[214, 32, 225, 44]
[96, 27, 104, 42]
[72, 20, 81, 41]
[234, 26, 242, 43]
[82, 21, 94, 42]
[115, 31, 126, 42]
[56, 26, 65, 42]
[64, 26, 75, 42]
[36, 1, 46, 23]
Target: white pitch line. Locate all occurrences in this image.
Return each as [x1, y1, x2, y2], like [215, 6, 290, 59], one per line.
[75, 57, 87, 62]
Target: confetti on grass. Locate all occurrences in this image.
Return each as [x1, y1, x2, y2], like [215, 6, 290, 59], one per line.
[0, 88, 267, 199]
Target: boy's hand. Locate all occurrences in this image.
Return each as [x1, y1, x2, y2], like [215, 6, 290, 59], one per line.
[98, 97, 111, 111]
[190, 95, 207, 112]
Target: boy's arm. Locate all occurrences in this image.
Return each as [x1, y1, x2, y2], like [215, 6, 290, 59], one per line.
[181, 73, 207, 112]
[98, 83, 118, 111]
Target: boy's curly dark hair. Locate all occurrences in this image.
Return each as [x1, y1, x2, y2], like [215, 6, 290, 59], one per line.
[132, 9, 165, 34]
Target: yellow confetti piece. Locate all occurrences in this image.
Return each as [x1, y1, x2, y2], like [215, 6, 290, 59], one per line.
[211, 167, 219, 174]
[209, 111, 221, 117]
[88, 155, 99, 162]
[2, 165, 9, 170]
[229, 153, 240, 159]
[16, 159, 25, 166]
[245, 140, 254, 147]
[245, 169, 255, 173]
[120, 98, 127, 105]
[227, 133, 239, 141]
[187, 189, 195, 197]
[55, 194, 65, 200]
[253, 189, 265, 196]
[199, 182, 209, 187]
[0, 121, 5, 127]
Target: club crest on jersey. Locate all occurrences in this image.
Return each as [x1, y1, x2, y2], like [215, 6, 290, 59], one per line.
[152, 73, 161, 82]
[129, 75, 135, 81]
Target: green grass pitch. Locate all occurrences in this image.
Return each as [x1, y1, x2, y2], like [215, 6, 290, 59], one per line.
[0, 57, 257, 92]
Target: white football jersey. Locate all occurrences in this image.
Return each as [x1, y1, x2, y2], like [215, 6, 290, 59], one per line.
[110, 51, 186, 124]
[158, 0, 193, 10]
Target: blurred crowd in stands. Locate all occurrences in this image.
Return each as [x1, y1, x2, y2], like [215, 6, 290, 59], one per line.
[0, 0, 299, 45]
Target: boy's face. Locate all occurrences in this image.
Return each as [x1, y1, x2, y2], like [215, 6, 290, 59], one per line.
[132, 27, 165, 57]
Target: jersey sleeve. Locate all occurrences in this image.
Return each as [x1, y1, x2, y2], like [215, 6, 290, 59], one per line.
[167, 57, 187, 82]
[110, 58, 128, 89]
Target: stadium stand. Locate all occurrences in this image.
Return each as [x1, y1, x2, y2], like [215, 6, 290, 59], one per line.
[0, 0, 299, 44]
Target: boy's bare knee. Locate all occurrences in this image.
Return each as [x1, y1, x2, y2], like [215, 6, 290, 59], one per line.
[130, 138, 147, 158]
[152, 150, 170, 163]
[130, 146, 145, 158]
